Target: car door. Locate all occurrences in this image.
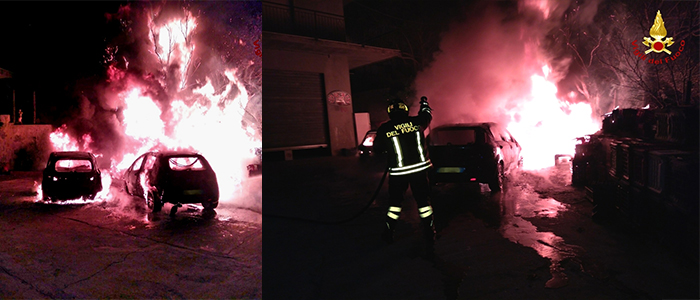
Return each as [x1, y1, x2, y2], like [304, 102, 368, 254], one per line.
[489, 125, 511, 164]
[126, 154, 146, 196]
[143, 153, 158, 188]
[497, 127, 516, 169]
[505, 129, 522, 168]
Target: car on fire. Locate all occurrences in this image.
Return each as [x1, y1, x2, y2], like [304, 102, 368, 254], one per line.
[42, 151, 103, 201]
[124, 151, 219, 213]
[357, 130, 377, 158]
[427, 122, 523, 191]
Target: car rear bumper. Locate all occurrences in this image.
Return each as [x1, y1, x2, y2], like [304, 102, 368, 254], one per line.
[429, 165, 497, 184]
[42, 181, 101, 200]
[162, 189, 219, 204]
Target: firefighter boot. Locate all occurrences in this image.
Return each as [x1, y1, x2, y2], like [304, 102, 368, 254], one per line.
[422, 216, 436, 258]
[382, 221, 396, 244]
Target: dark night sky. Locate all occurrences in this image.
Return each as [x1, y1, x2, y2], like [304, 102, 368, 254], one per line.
[0, 1, 127, 125]
[0, 1, 126, 81]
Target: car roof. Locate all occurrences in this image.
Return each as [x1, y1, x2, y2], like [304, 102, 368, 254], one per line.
[151, 150, 204, 158]
[50, 151, 95, 159]
[432, 122, 499, 130]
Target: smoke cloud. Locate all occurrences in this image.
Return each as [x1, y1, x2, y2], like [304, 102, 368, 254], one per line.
[413, 0, 607, 171]
[414, 0, 603, 127]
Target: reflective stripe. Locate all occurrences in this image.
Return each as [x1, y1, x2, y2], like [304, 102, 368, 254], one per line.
[415, 132, 426, 161]
[390, 161, 432, 176]
[387, 211, 400, 219]
[388, 206, 402, 212]
[391, 160, 431, 171]
[391, 136, 404, 167]
[419, 206, 433, 218]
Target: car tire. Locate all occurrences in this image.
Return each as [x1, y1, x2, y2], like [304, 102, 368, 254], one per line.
[147, 191, 163, 213]
[202, 200, 218, 210]
[489, 163, 504, 192]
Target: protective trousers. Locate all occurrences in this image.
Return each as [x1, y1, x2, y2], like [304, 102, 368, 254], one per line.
[383, 170, 436, 244]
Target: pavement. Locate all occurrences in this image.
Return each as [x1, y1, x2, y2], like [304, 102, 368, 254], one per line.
[0, 171, 262, 299]
[263, 155, 699, 300]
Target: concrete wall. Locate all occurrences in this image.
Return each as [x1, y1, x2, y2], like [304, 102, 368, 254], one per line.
[265, 49, 356, 155]
[0, 124, 52, 171]
[323, 55, 355, 153]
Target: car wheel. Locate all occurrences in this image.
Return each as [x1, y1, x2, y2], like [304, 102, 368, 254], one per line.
[489, 163, 504, 192]
[202, 200, 219, 210]
[147, 191, 163, 213]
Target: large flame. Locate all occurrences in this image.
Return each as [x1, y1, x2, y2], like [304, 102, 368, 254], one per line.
[150, 11, 197, 90]
[37, 4, 261, 208]
[506, 65, 600, 170]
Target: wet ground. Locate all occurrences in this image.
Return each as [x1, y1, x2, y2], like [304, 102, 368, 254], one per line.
[0, 171, 261, 299]
[264, 155, 699, 299]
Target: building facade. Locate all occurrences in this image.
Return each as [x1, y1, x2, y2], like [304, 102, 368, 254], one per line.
[262, 0, 400, 159]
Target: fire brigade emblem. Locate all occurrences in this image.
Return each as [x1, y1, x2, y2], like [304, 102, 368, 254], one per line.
[643, 10, 674, 55]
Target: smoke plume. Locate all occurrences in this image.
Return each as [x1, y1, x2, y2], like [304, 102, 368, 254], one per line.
[414, 0, 603, 127]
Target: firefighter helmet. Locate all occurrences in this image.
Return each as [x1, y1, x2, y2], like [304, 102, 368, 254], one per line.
[387, 99, 409, 118]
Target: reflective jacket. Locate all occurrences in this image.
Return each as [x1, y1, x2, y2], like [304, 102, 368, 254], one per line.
[375, 105, 432, 176]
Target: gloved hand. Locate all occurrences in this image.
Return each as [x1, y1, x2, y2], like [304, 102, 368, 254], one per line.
[420, 96, 429, 107]
[420, 96, 431, 113]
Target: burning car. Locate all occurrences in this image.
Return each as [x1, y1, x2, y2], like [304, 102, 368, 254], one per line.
[124, 151, 219, 213]
[358, 130, 377, 158]
[42, 151, 103, 201]
[428, 122, 523, 191]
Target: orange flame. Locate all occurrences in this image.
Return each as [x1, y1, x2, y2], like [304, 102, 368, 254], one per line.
[39, 7, 261, 208]
[506, 65, 600, 170]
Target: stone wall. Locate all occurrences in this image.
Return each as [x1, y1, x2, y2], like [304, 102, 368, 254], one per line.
[0, 124, 52, 171]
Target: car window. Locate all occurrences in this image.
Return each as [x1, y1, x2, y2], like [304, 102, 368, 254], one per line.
[55, 159, 93, 173]
[504, 130, 516, 143]
[129, 155, 145, 172]
[489, 126, 509, 142]
[431, 128, 484, 145]
[362, 131, 376, 147]
[144, 154, 157, 171]
[501, 131, 512, 142]
[168, 156, 206, 171]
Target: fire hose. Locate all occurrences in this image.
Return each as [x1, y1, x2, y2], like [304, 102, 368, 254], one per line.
[263, 167, 389, 225]
[265, 96, 430, 224]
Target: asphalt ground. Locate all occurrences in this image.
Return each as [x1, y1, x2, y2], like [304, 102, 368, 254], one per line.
[0, 171, 262, 299]
[263, 155, 699, 300]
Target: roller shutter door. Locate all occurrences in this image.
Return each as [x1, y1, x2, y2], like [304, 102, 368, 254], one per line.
[263, 69, 329, 149]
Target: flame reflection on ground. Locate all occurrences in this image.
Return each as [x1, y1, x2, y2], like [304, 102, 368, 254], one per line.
[497, 170, 583, 289]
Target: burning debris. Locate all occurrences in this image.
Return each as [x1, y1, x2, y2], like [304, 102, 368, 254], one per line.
[36, 2, 261, 211]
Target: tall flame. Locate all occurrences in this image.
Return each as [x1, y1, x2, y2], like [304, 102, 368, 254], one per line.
[507, 65, 600, 170]
[650, 10, 667, 39]
[37, 3, 261, 210]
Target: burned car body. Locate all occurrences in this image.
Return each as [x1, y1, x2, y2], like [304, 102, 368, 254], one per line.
[357, 130, 377, 157]
[428, 122, 522, 191]
[42, 151, 102, 201]
[124, 151, 219, 212]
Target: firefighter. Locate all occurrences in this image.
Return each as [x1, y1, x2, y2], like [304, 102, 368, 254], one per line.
[374, 96, 435, 250]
